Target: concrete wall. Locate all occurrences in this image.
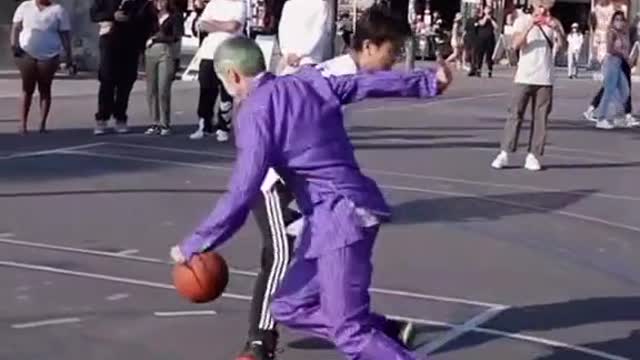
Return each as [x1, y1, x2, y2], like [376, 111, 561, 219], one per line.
[0, 0, 99, 71]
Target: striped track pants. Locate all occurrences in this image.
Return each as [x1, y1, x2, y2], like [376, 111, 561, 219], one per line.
[247, 180, 300, 349]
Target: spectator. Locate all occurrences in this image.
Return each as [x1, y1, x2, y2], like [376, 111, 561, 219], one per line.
[447, 13, 465, 70]
[491, 0, 566, 171]
[476, 5, 498, 78]
[144, 0, 183, 136]
[188, 0, 246, 142]
[90, 0, 155, 135]
[567, 23, 584, 78]
[465, 5, 482, 76]
[10, 0, 74, 134]
[277, 0, 331, 75]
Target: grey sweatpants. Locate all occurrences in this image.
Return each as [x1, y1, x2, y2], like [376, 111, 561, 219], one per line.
[500, 84, 553, 157]
[145, 43, 176, 128]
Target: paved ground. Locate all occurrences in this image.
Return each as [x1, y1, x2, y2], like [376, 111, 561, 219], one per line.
[1, 66, 640, 360]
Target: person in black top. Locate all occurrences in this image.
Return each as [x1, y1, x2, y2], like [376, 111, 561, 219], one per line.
[144, 0, 184, 136]
[465, 5, 482, 76]
[90, 0, 155, 135]
[475, 5, 498, 78]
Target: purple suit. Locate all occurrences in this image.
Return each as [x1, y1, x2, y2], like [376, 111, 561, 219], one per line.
[180, 66, 439, 359]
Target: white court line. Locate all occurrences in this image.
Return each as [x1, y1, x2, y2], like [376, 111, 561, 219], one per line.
[103, 142, 640, 202]
[63, 149, 640, 235]
[0, 142, 105, 161]
[154, 310, 217, 317]
[105, 293, 130, 301]
[418, 306, 508, 355]
[116, 249, 139, 256]
[0, 233, 15, 238]
[11, 317, 82, 329]
[0, 260, 252, 302]
[356, 92, 508, 113]
[0, 260, 625, 360]
[0, 237, 504, 309]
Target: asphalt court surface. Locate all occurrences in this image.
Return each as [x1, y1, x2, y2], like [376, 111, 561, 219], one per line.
[1, 73, 640, 359]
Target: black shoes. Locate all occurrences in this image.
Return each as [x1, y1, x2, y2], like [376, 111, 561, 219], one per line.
[235, 341, 275, 360]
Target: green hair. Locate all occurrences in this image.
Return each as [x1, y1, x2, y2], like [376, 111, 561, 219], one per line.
[213, 36, 266, 78]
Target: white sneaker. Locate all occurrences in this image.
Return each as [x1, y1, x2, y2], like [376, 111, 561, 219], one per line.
[625, 114, 640, 128]
[160, 127, 172, 136]
[115, 123, 129, 134]
[583, 107, 597, 122]
[94, 121, 107, 136]
[491, 151, 509, 169]
[524, 153, 542, 171]
[596, 119, 615, 130]
[189, 119, 209, 140]
[145, 125, 160, 135]
[216, 129, 230, 142]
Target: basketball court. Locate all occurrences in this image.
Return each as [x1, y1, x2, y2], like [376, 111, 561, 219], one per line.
[1, 72, 639, 359]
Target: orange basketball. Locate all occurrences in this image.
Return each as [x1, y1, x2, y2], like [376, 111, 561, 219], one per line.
[172, 251, 229, 303]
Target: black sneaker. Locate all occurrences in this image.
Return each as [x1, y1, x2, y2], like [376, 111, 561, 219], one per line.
[385, 319, 416, 350]
[235, 341, 275, 360]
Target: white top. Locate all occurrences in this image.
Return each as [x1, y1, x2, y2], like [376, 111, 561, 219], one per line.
[567, 32, 584, 53]
[260, 54, 359, 192]
[13, 0, 70, 60]
[316, 54, 358, 77]
[278, 0, 330, 75]
[513, 15, 556, 86]
[198, 0, 246, 60]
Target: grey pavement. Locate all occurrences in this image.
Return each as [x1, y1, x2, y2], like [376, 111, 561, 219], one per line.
[0, 66, 639, 360]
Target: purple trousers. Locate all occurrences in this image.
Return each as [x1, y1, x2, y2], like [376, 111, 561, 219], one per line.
[270, 226, 419, 360]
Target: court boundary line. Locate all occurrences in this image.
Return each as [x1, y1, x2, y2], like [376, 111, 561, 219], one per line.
[0, 142, 105, 161]
[0, 260, 628, 360]
[0, 237, 504, 309]
[418, 306, 508, 355]
[102, 142, 640, 202]
[59, 149, 640, 235]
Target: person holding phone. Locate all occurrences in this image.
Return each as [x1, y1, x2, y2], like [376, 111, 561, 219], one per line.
[491, 0, 565, 172]
[10, 0, 74, 134]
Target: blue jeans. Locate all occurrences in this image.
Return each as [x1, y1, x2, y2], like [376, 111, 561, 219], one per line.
[597, 56, 630, 119]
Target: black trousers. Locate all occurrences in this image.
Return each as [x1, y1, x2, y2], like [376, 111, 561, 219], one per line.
[197, 59, 233, 133]
[95, 34, 140, 123]
[475, 37, 495, 74]
[247, 180, 301, 352]
[591, 59, 632, 114]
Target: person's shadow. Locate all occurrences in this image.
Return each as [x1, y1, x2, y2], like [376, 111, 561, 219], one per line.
[437, 296, 640, 359]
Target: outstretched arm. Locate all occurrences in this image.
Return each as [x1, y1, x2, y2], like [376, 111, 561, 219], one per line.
[178, 104, 272, 260]
[328, 61, 452, 105]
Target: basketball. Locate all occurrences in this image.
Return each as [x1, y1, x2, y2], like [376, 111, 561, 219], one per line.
[172, 251, 229, 303]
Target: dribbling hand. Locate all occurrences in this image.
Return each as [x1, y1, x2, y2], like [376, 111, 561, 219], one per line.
[170, 245, 187, 264]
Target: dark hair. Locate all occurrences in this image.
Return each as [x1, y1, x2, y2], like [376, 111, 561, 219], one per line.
[611, 10, 626, 23]
[352, 5, 411, 51]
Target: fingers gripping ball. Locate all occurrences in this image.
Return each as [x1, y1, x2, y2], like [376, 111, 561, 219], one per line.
[172, 252, 229, 303]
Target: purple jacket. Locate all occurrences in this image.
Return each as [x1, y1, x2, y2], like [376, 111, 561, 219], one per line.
[180, 66, 439, 258]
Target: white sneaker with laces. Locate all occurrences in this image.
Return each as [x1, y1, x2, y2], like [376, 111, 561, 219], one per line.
[524, 153, 542, 171]
[115, 123, 129, 134]
[160, 127, 172, 136]
[94, 121, 107, 136]
[625, 114, 640, 128]
[216, 129, 230, 142]
[145, 126, 159, 135]
[491, 151, 508, 169]
[596, 119, 615, 130]
[583, 107, 597, 122]
[189, 119, 209, 140]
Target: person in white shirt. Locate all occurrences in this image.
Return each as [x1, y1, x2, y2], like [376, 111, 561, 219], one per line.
[567, 23, 584, 78]
[276, 0, 331, 75]
[189, 0, 246, 141]
[10, 0, 73, 134]
[491, 0, 565, 171]
[233, 6, 417, 360]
